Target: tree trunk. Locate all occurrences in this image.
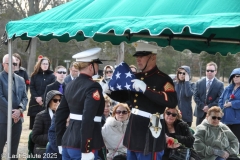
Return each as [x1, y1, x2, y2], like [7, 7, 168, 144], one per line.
[27, 38, 37, 76]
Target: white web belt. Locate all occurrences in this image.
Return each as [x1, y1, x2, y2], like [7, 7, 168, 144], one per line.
[70, 113, 102, 122]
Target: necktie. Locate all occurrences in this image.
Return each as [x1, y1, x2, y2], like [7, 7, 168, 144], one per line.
[59, 84, 63, 94]
[206, 80, 211, 94]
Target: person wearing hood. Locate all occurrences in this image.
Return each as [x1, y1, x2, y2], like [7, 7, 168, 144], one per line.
[28, 57, 56, 129]
[102, 103, 130, 160]
[31, 90, 62, 159]
[193, 106, 239, 160]
[219, 68, 240, 152]
[100, 65, 114, 85]
[174, 65, 195, 127]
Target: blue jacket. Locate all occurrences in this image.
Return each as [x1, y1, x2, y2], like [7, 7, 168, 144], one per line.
[219, 68, 240, 124]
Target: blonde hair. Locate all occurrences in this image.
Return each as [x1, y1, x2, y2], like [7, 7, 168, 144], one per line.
[112, 103, 130, 117]
[73, 62, 90, 71]
[164, 107, 182, 120]
[104, 95, 111, 104]
[207, 106, 223, 117]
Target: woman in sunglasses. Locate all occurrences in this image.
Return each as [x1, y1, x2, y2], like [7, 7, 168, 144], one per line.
[174, 65, 195, 127]
[102, 103, 130, 160]
[162, 107, 194, 160]
[219, 68, 240, 154]
[31, 90, 62, 159]
[194, 106, 239, 160]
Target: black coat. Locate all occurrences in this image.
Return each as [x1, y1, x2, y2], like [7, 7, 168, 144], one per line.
[28, 70, 55, 116]
[163, 119, 194, 159]
[14, 67, 30, 91]
[31, 108, 52, 157]
[109, 66, 178, 152]
[55, 73, 105, 153]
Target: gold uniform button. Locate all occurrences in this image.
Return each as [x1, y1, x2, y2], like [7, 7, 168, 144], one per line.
[141, 77, 144, 80]
[135, 106, 138, 109]
[145, 73, 148, 76]
[88, 145, 90, 147]
[88, 140, 90, 142]
[148, 87, 150, 89]
[153, 89, 155, 91]
[87, 150, 89, 152]
[135, 94, 138, 97]
[134, 100, 137, 103]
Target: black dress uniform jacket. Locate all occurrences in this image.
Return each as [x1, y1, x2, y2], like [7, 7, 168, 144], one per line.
[109, 66, 177, 152]
[55, 74, 105, 153]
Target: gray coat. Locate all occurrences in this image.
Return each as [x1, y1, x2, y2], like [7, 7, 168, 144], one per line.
[194, 77, 224, 118]
[0, 71, 28, 123]
[174, 66, 195, 122]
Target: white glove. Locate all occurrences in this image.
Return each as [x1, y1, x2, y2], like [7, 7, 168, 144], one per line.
[102, 83, 111, 94]
[58, 146, 62, 154]
[81, 152, 94, 160]
[131, 79, 146, 93]
[185, 72, 190, 81]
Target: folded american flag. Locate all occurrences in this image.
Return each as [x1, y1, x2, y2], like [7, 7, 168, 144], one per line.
[109, 62, 141, 92]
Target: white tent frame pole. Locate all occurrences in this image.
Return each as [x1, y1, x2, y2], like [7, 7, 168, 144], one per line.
[7, 39, 13, 160]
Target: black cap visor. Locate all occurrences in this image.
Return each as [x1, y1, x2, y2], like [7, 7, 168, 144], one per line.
[133, 51, 152, 57]
[92, 58, 103, 64]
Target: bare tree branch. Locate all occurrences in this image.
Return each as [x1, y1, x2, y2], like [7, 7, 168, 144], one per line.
[40, 0, 52, 12]
[15, 0, 27, 17]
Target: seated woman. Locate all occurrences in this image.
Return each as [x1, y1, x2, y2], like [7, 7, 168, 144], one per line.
[162, 107, 194, 160]
[31, 90, 62, 159]
[102, 103, 130, 160]
[194, 106, 239, 160]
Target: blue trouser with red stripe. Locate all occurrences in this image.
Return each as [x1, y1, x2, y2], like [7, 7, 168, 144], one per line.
[127, 150, 164, 160]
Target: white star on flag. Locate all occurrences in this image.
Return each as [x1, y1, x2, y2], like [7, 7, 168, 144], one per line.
[124, 82, 131, 90]
[115, 72, 121, 79]
[125, 71, 133, 78]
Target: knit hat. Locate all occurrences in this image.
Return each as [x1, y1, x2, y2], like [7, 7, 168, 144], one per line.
[45, 90, 62, 108]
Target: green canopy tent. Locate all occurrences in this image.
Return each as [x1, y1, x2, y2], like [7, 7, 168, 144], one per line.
[3, 0, 240, 158]
[5, 0, 240, 55]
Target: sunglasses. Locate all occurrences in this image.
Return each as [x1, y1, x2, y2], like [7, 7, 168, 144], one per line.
[105, 71, 113, 74]
[5, 63, 17, 66]
[166, 111, 177, 117]
[178, 71, 185, 75]
[233, 75, 240, 78]
[211, 116, 222, 120]
[115, 110, 128, 115]
[206, 70, 215, 73]
[57, 71, 67, 74]
[52, 99, 61, 103]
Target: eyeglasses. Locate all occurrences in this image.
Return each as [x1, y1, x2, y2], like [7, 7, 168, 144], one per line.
[105, 71, 113, 74]
[41, 63, 49, 65]
[233, 75, 240, 78]
[57, 71, 67, 74]
[52, 99, 61, 103]
[5, 63, 17, 66]
[211, 116, 222, 120]
[166, 111, 177, 117]
[206, 70, 215, 73]
[178, 72, 185, 75]
[115, 110, 128, 115]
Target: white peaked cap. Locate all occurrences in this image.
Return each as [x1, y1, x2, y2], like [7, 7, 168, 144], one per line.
[132, 42, 162, 54]
[72, 48, 102, 64]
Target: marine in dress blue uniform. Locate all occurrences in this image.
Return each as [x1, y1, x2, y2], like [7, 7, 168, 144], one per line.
[55, 48, 105, 160]
[105, 42, 178, 160]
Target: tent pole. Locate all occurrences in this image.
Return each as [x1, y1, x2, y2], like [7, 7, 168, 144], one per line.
[7, 39, 13, 160]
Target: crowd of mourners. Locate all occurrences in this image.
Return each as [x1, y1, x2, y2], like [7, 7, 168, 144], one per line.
[1, 42, 240, 160]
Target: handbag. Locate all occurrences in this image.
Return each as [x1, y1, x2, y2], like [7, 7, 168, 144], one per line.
[169, 146, 190, 160]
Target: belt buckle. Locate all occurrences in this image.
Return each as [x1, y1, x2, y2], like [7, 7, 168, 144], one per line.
[133, 108, 139, 115]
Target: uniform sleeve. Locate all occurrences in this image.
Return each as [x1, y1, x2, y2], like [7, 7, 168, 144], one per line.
[144, 80, 177, 108]
[193, 126, 214, 158]
[31, 113, 49, 146]
[81, 85, 103, 153]
[55, 95, 70, 146]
